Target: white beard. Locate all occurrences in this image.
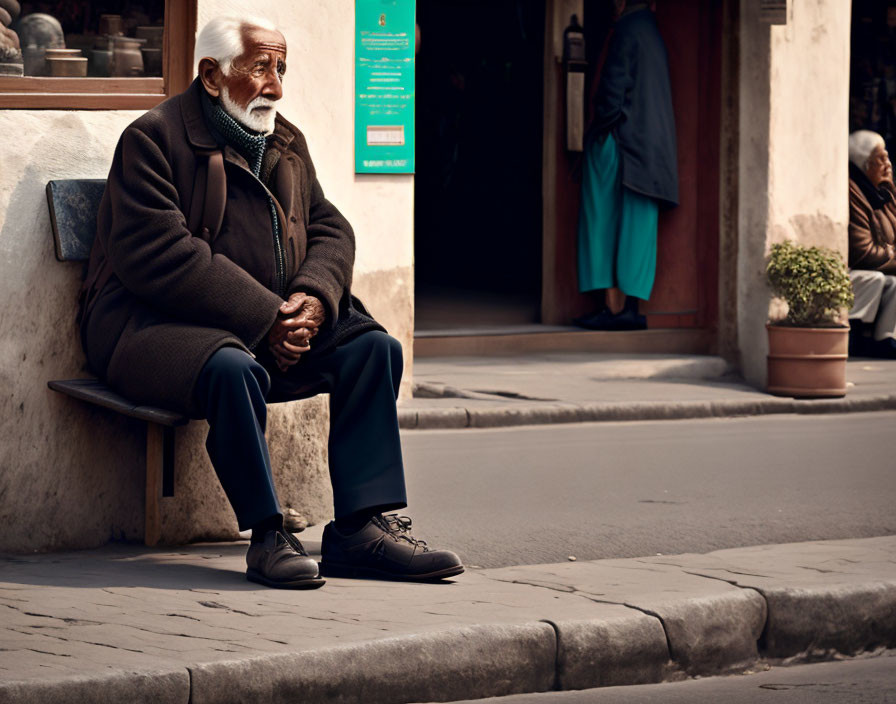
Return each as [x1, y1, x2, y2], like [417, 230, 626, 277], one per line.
[220, 85, 278, 135]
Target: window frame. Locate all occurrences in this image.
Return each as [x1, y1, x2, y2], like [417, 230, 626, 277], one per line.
[0, 0, 195, 110]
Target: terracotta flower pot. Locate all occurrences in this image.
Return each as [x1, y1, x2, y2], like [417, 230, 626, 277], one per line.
[766, 324, 849, 398]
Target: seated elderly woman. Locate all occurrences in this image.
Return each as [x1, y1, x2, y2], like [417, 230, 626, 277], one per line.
[847, 130, 896, 358]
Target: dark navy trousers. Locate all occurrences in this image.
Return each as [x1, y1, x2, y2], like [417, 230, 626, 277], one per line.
[194, 331, 408, 530]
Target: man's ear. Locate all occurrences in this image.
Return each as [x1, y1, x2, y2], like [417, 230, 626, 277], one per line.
[199, 57, 222, 97]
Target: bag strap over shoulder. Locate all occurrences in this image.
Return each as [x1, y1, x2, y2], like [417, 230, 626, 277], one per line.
[203, 150, 227, 239]
[187, 150, 226, 239]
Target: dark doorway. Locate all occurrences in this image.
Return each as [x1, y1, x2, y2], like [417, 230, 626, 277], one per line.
[414, 0, 545, 331]
[850, 0, 896, 155]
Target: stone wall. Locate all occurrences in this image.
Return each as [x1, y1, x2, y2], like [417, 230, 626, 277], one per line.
[735, 0, 851, 386]
[0, 0, 414, 552]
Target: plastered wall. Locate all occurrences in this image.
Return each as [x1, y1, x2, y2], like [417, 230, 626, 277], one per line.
[0, 0, 414, 552]
[736, 0, 850, 386]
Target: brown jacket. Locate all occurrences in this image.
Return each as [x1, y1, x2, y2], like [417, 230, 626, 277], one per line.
[848, 178, 896, 274]
[81, 79, 381, 417]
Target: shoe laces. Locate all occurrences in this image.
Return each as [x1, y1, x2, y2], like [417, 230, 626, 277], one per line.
[373, 513, 430, 551]
[280, 530, 309, 556]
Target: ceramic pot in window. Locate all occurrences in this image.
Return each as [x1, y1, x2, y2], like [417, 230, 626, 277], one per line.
[47, 56, 87, 76]
[111, 36, 145, 77]
[135, 25, 163, 49]
[14, 13, 64, 49]
[0, 43, 22, 75]
[0, 0, 20, 25]
[44, 48, 81, 59]
[22, 45, 44, 75]
[98, 14, 123, 37]
[89, 34, 113, 76]
[141, 47, 161, 76]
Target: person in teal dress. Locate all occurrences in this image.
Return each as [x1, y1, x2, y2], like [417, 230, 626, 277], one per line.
[576, 1, 678, 330]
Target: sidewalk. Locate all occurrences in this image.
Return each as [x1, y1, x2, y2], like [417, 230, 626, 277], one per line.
[399, 354, 896, 429]
[2, 534, 895, 704]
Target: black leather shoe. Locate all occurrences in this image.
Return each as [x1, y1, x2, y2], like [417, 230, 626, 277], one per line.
[574, 308, 647, 331]
[574, 308, 615, 329]
[246, 529, 325, 589]
[320, 514, 464, 581]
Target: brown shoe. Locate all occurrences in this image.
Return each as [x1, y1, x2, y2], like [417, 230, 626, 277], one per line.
[320, 514, 464, 581]
[246, 529, 325, 589]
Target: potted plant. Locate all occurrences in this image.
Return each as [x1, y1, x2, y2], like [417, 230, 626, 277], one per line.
[765, 240, 855, 398]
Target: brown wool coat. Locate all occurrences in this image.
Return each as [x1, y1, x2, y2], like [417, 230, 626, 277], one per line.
[81, 79, 381, 417]
[848, 178, 896, 274]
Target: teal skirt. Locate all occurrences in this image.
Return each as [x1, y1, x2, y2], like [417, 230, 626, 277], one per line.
[577, 134, 658, 300]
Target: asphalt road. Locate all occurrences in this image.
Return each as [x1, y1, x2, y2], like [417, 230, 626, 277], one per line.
[400, 412, 896, 568]
[444, 653, 896, 704]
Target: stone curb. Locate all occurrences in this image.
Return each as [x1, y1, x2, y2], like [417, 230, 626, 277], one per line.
[5, 579, 896, 704]
[189, 623, 556, 704]
[2, 576, 894, 703]
[398, 394, 896, 429]
[0, 668, 190, 704]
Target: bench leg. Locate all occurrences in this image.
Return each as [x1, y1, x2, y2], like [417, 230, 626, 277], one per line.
[145, 423, 164, 546]
[163, 426, 175, 497]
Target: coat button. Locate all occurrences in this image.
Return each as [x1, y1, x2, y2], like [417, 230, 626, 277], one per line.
[290, 216, 297, 223]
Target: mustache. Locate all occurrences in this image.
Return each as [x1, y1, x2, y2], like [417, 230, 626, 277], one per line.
[248, 96, 277, 111]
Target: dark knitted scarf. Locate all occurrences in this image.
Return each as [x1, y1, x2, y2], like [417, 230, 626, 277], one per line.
[201, 90, 286, 296]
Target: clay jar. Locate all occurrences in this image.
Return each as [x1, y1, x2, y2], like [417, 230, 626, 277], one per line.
[44, 47, 81, 58]
[135, 25, 163, 48]
[136, 25, 163, 76]
[111, 36, 144, 77]
[89, 35, 112, 76]
[0, 0, 21, 25]
[47, 55, 87, 76]
[0, 1, 23, 74]
[15, 13, 64, 49]
[98, 14, 122, 37]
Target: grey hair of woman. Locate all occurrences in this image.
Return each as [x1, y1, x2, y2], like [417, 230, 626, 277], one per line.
[849, 130, 886, 172]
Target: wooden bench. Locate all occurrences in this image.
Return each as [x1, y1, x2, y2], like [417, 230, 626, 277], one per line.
[46, 179, 188, 547]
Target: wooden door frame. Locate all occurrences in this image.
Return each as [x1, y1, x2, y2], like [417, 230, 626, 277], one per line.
[541, 0, 584, 326]
[540, 0, 725, 354]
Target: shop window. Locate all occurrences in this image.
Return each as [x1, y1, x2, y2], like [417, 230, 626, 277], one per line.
[0, 0, 195, 109]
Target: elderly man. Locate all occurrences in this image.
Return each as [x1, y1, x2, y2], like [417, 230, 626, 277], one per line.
[847, 130, 896, 358]
[79, 17, 463, 588]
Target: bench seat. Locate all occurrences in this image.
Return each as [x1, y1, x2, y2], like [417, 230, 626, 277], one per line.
[47, 378, 189, 426]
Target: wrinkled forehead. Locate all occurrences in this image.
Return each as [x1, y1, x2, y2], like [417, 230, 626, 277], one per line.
[239, 24, 286, 58]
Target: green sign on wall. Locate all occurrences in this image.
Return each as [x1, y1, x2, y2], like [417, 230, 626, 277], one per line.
[355, 0, 416, 173]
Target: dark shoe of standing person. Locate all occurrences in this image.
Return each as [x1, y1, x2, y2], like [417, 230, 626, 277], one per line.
[246, 529, 326, 589]
[574, 307, 616, 329]
[320, 514, 464, 581]
[574, 307, 647, 331]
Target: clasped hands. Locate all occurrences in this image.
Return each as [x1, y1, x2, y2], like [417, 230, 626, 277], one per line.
[267, 292, 325, 371]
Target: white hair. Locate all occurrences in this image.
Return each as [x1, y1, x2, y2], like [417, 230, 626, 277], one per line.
[194, 16, 278, 75]
[849, 130, 886, 172]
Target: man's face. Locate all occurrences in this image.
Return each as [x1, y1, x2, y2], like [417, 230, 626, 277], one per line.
[867, 144, 893, 187]
[206, 25, 287, 134]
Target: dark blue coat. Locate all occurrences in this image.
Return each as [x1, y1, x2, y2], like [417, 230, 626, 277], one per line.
[590, 9, 678, 208]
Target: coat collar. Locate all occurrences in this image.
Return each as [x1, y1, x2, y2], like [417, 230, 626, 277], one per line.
[180, 77, 297, 154]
